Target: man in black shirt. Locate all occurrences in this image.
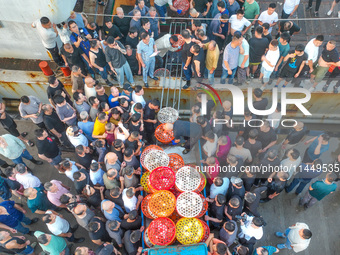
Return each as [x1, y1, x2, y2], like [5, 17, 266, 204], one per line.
[257, 121, 277, 154]
[123, 230, 143, 255]
[120, 210, 142, 230]
[164, 120, 202, 154]
[60, 43, 88, 75]
[95, 84, 109, 104]
[112, 140, 124, 163]
[34, 129, 61, 170]
[125, 45, 140, 75]
[256, 148, 280, 185]
[86, 22, 102, 40]
[252, 88, 268, 119]
[75, 145, 92, 169]
[181, 29, 194, 89]
[244, 129, 262, 164]
[88, 217, 111, 245]
[190, 44, 205, 83]
[42, 104, 73, 149]
[125, 27, 139, 49]
[103, 20, 122, 41]
[244, 186, 267, 217]
[279, 121, 307, 159]
[46, 76, 72, 107]
[73, 169, 93, 194]
[113, 7, 131, 40]
[143, 99, 160, 144]
[278, 21, 301, 37]
[105, 187, 126, 212]
[228, 176, 246, 201]
[275, 44, 308, 88]
[206, 194, 226, 229]
[192, 0, 211, 15]
[195, 92, 215, 120]
[249, 26, 269, 78]
[196, 116, 212, 136]
[225, 196, 243, 221]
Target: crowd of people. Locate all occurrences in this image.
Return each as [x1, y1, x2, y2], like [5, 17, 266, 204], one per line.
[0, 0, 339, 255]
[31, 1, 340, 92]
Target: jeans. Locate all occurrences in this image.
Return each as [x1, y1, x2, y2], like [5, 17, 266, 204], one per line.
[60, 131, 73, 148]
[63, 246, 71, 255]
[155, 3, 167, 21]
[220, 67, 237, 84]
[142, 58, 156, 83]
[285, 178, 311, 194]
[18, 245, 34, 254]
[82, 56, 95, 75]
[204, 68, 215, 84]
[50, 152, 62, 166]
[281, 9, 291, 19]
[97, 64, 110, 80]
[300, 191, 318, 208]
[14, 216, 32, 234]
[308, 0, 322, 11]
[12, 150, 33, 165]
[116, 62, 135, 86]
[182, 62, 192, 81]
[283, 228, 292, 249]
[46, 44, 64, 66]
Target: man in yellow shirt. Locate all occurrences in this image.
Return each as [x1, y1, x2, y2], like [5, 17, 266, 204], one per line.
[92, 112, 108, 139]
[203, 40, 220, 85]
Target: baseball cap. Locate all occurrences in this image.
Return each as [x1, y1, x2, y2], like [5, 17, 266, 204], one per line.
[231, 176, 243, 185]
[123, 84, 133, 92]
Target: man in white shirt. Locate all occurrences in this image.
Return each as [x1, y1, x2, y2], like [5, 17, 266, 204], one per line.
[155, 34, 182, 57]
[282, 0, 300, 18]
[122, 188, 143, 213]
[293, 35, 324, 88]
[258, 3, 278, 34]
[84, 77, 97, 99]
[280, 148, 301, 180]
[203, 131, 219, 158]
[275, 222, 312, 252]
[154, 0, 177, 22]
[42, 210, 85, 243]
[132, 85, 146, 107]
[238, 214, 264, 253]
[260, 39, 280, 90]
[228, 10, 252, 36]
[15, 163, 41, 189]
[32, 17, 64, 66]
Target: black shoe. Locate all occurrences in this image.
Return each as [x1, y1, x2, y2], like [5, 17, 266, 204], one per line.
[182, 77, 187, 81]
[30, 159, 43, 165]
[314, 11, 319, 17]
[183, 81, 191, 89]
[110, 74, 118, 81]
[144, 82, 149, 88]
[0, 163, 10, 169]
[322, 85, 329, 92]
[28, 231, 34, 236]
[150, 76, 159, 81]
[105, 79, 114, 87]
[74, 238, 85, 243]
[334, 87, 339, 93]
[305, 6, 312, 11]
[30, 218, 39, 224]
[21, 132, 28, 138]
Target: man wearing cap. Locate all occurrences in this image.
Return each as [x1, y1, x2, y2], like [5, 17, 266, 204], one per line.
[137, 32, 159, 88]
[228, 176, 245, 201]
[164, 120, 202, 154]
[105, 36, 135, 88]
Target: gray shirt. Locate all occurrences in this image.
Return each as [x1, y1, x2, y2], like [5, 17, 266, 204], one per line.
[219, 220, 238, 247]
[56, 103, 77, 126]
[124, 175, 139, 188]
[74, 101, 91, 114]
[222, 43, 240, 70]
[229, 147, 252, 163]
[105, 41, 127, 69]
[74, 207, 95, 230]
[89, 107, 98, 122]
[19, 96, 43, 124]
[106, 221, 123, 245]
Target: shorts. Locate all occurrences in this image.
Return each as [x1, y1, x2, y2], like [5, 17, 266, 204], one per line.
[17, 245, 34, 254]
[279, 68, 295, 82]
[312, 65, 329, 83]
[5, 124, 20, 137]
[261, 66, 273, 82]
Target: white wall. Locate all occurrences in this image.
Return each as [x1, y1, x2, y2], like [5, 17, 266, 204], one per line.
[0, 0, 77, 60]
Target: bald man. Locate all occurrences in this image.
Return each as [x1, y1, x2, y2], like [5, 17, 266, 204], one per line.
[165, 120, 202, 154]
[104, 152, 121, 172]
[101, 199, 125, 222]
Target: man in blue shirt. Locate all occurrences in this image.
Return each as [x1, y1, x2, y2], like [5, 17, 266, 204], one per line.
[137, 32, 159, 88]
[101, 199, 124, 221]
[303, 133, 330, 163]
[227, 0, 240, 16]
[0, 201, 38, 234]
[89, 161, 105, 186]
[78, 111, 95, 141]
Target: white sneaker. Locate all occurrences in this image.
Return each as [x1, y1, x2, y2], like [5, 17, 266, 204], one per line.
[260, 85, 266, 91]
[327, 10, 333, 16]
[309, 87, 315, 92]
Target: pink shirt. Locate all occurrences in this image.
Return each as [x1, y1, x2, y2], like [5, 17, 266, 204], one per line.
[47, 180, 69, 206]
[216, 136, 232, 161]
[207, 158, 220, 185]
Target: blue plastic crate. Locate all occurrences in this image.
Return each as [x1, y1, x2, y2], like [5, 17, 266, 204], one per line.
[144, 243, 208, 255]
